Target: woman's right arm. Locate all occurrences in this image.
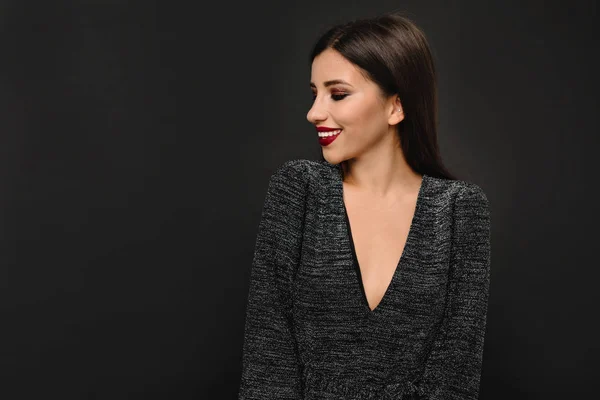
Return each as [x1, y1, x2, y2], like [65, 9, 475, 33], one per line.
[238, 160, 308, 400]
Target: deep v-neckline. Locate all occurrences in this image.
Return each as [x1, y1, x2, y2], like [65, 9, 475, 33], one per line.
[338, 167, 427, 315]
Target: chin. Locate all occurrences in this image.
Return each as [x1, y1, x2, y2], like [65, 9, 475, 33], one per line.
[321, 152, 344, 166]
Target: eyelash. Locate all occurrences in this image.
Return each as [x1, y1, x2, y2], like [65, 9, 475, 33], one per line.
[311, 93, 349, 101]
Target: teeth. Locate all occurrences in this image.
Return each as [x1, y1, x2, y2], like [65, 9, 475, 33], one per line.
[318, 129, 342, 137]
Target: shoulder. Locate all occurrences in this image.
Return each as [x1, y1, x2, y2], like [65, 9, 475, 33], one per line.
[272, 158, 315, 177]
[425, 175, 489, 209]
[454, 180, 489, 212]
[442, 179, 490, 227]
[270, 158, 337, 187]
[272, 158, 334, 175]
[264, 159, 328, 204]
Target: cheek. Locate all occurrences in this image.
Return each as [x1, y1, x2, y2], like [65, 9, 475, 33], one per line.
[336, 101, 372, 127]
[341, 102, 384, 134]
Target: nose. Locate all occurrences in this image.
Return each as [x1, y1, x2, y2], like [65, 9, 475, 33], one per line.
[306, 96, 327, 125]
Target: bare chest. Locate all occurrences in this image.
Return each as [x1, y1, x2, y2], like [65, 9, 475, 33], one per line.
[344, 188, 419, 311]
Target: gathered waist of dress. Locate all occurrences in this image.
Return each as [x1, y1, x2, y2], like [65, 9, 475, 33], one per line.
[302, 367, 426, 400]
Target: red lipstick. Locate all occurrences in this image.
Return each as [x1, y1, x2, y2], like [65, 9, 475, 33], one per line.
[316, 126, 342, 146]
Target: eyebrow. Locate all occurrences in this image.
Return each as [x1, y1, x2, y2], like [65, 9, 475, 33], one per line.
[309, 79, 353, 88]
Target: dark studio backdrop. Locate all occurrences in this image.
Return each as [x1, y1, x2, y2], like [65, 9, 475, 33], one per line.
[0, 0, 597, 399]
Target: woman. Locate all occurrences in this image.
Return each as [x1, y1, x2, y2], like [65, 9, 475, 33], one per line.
[238, 12, 491, 400]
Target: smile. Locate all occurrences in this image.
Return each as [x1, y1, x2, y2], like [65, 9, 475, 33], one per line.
[317, 129, 342, 137]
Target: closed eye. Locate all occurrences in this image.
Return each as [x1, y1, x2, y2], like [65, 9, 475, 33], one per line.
[311, 93, 349, 101]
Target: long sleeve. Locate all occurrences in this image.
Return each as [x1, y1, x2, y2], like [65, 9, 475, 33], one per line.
[238, 161, 308, 400]
[418, 184, 492, 400]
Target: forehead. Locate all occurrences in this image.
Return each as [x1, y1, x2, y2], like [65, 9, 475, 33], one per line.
[310, 49, 366, 86]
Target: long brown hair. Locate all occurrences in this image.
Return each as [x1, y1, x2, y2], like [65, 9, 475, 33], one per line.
[310, 11, 457, 180]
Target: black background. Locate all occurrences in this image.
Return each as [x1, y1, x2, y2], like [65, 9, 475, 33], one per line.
[1, 0, 598, 399]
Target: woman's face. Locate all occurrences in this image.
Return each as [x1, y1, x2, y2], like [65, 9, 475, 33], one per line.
[307, 48, 403, 164]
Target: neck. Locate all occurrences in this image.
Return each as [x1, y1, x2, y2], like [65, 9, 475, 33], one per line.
[341, 142, 419, 199]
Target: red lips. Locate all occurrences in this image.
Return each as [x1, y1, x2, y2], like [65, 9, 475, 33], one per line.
[317, 128, 342, 146]
[316, 126, 341, 132]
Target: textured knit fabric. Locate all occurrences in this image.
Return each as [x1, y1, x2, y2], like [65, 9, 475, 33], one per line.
[238, 159, 492, 400]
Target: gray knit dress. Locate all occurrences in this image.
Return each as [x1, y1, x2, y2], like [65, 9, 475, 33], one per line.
[238, 159, 492, 400]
